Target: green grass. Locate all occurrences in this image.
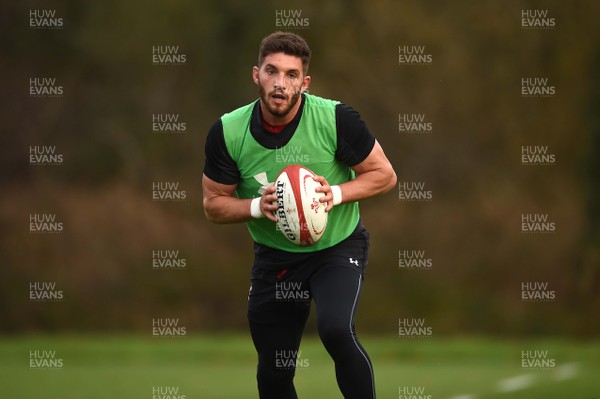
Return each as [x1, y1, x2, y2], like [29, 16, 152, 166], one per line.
[1, 334, 599, 398]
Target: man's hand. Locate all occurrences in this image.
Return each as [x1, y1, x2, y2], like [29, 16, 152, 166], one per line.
[259, 184, 279, 222]
[313, 175, 335, 212]
[203, 175, 278, 224]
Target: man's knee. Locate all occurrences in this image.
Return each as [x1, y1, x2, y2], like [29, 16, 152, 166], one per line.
[318, 317, 353, 350]
[257, 363, 297, 398]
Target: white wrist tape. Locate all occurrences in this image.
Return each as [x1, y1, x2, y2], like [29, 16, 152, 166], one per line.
[330, 185, 342, 206]
[250, 197, 264, 219]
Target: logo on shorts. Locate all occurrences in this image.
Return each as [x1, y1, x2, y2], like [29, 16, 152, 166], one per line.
[349, 258, 359, 267]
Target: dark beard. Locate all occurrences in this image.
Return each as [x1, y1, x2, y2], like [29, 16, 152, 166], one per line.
[258, 83, 302, 119]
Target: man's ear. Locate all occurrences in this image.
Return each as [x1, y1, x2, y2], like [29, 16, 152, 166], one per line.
[252, 66, 259, 84]
[301, 75, 311, 92]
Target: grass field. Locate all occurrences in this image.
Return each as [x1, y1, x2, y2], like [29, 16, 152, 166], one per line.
[1, 334, 598, 398]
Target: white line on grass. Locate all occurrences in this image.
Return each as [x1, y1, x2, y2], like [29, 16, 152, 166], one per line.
[554, 362, 579, 381]
[496, 373, 534, 392]
[447, 361, 580, 399]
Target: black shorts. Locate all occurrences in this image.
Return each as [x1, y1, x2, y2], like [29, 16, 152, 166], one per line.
[248, 222, 370, 322]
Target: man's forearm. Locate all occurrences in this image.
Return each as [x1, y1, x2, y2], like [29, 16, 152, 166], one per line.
[338, 167, 397, 204]
[203, 196, 254, 224]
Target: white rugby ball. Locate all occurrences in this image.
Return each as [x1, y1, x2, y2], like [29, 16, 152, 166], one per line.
[273, 164, 328, 247]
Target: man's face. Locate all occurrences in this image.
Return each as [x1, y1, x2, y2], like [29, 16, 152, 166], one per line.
[253, 53, 310, 120]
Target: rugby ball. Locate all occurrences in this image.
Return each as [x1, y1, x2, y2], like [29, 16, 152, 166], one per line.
[273, 164, 328, 246]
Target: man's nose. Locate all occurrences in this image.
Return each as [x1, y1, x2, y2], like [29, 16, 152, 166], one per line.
[274, 74, 287, 89]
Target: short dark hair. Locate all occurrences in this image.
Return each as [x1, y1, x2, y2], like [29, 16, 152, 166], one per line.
[258, 32, 311, 74]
